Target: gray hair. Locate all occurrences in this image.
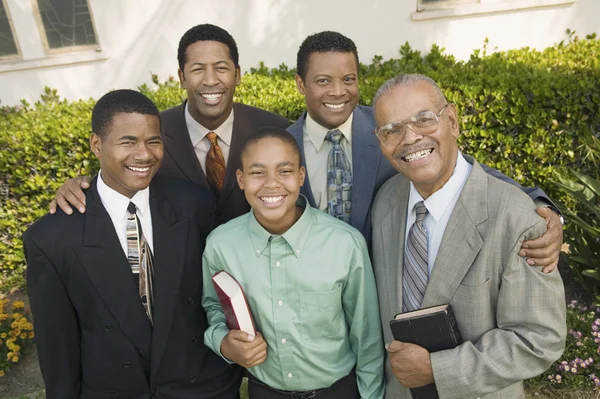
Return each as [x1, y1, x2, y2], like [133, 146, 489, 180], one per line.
[372, 73, 447, 110]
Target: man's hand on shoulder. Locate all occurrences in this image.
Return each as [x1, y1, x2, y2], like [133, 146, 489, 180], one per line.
[220, 330, 267, 368]
[519, 207, 563, 274]
[49, 176, 92, 215]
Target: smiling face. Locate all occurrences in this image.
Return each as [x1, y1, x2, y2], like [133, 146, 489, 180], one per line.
[375, 82, 460, 199]
[236, 137, 306, 235]
[178, 40, 241, 131]
[91, 112, 163, 198]
[295, 51, 359, 130]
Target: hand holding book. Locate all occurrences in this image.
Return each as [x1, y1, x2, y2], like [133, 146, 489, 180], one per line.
[220, 330, 268, 368]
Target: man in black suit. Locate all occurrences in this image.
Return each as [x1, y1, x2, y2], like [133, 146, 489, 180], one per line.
[50, 24, 289, 225]
[24, 90, 240, 399]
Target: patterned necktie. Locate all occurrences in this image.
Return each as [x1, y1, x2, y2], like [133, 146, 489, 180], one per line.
[127, 202, 154, 325]
[325, 129, 352, 223]
[205, 131, 226, 194]
[403, 201, 429, 312]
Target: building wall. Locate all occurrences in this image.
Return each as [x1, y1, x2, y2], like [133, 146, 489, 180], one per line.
[0, 0, 597, 106]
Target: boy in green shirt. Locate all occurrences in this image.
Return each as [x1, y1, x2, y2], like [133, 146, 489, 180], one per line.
[202, 127, 384, 398]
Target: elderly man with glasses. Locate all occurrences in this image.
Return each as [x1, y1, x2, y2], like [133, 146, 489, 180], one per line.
[370, 73, 566, 399]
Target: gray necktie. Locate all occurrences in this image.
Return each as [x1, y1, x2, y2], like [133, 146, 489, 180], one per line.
[403, 201, 429, 312]
[325, 129, 352, 223]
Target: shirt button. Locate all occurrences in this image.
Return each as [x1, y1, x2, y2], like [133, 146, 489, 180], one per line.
[256, 250, 260, 254]
[275, 261, 281, 267]
[281, 338, 287, 344]
[277, 300, 283, 306]
[296, 249, 300, 254]
[288, 372, 293, 378]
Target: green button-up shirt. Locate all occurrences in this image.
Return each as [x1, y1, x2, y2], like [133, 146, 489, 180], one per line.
[202, 196, 384, 398]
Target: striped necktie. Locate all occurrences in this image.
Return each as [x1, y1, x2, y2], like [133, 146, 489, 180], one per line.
[127, 202, 154, 324]
[403, 201, 429, 312]
[325, 129, 352, 223]
[206, 131, 226, 195]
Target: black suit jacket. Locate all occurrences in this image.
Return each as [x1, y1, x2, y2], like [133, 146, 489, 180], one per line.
[24, 177, 241, 399]
[159, 101, 289, 225]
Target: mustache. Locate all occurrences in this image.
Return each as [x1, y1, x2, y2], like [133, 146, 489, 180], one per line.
[392, 142, 437, 162]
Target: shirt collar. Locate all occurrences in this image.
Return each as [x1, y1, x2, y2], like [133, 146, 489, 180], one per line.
[185, 101, 234, 147]
[407, 151, 470, 222]
[304, 111, 354, 152]
[247, 195, 313, 258]
[97, 170, 151, 220]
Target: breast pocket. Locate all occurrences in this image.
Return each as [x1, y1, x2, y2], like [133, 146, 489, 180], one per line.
[451, 278, 494, 340]
[299, 285, 343, 340]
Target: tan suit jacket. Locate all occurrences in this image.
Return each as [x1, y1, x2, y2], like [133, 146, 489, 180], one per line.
[371, 157, 566, 399]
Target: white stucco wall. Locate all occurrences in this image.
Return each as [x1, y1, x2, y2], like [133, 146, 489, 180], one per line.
[0, 0, 597, 106]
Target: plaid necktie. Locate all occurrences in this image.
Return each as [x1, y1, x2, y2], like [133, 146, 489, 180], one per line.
[403, 201, 429, 312]
[206, 131, 226, 194]
[127, 202, 154, 324]
[326, 129, 352, 223]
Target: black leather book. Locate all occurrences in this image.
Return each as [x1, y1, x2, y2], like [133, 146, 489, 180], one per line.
[389, 304, 462, 399]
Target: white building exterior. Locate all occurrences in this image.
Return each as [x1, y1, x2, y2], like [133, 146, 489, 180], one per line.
[0, 0, 597, 106]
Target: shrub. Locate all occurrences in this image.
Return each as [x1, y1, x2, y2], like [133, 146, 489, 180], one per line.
[1, 33, 599, 295]
[0, 298, 34, 376]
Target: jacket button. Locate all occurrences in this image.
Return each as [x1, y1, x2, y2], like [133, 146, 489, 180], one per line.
[188, 375, 196, 383]
[187, 297, 195, 304]
[151, 388, 158, 397]
[123, 361, 131, 368]
[192, 336, 199, 343]
[104, 324, 112, 331]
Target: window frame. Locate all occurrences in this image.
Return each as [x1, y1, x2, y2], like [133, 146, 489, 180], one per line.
[0, 0, 21, 61]
[418, 0, 479, 12]
[31, 0, 100, 55]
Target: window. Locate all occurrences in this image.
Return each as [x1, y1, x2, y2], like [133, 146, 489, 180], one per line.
[0, 0, 19, 59]
[414, 0, 577, 20]
[33, 0, 98, 53]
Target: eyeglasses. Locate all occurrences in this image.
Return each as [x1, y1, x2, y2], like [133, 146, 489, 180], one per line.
[375, 103, 452, 147]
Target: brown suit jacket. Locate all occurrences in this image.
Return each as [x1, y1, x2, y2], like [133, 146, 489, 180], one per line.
[158, 101, 289, 225]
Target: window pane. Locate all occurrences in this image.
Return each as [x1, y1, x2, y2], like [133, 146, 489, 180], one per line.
[37, 0, 97, 49]
[0, 1, 18, 57]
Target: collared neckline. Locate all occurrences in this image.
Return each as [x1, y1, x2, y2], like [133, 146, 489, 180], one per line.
[247, 195, 313, 259]
[407, 151, 471, 222]
[304, 111, 354, 152]
[96, 170, 151, 219]
[185, 101, 234, 147]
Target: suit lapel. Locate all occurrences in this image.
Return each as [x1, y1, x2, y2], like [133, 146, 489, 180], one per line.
[288, 112, 317, 208]
[217, 103, 249, 207]
[162, 102, 207, 187]
[148, 183, 187, 377]
[74, 182, 152, 362]
[382, 178, 410, 315]
[421, 161, 487, 307]
[350, 106, 381, 232]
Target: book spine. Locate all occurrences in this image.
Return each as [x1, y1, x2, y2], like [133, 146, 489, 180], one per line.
[446, 306, 463, 345]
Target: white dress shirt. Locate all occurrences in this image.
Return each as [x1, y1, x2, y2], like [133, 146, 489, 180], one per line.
[185, 102, 234, 174]
[96, 171, 154, 255]
[405, 152, 472, 275]
[303, 112, 354, 211]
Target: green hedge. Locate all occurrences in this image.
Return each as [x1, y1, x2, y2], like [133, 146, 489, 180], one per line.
[1, 33, 599, 291]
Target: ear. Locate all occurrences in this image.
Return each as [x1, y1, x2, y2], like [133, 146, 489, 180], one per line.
[446, 104, 460, 139]
[299, 165, 306, 187]
[89, 133, 102, 157]
[235, 65, 241, 86]
[236, 168, 244, 190]
[295, 74, 305, 95]
[178, 68, 185, 89]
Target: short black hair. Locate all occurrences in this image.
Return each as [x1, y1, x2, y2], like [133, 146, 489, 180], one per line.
[240, 127, 302, 168]
[177, 24, 239, 70]
[91, 89, 159, 138]
[296, 31, 359, 80]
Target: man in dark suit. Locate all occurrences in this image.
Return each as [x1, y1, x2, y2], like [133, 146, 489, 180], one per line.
[24, 90, 240, 398]
[50, 24, 288, 225]
[287, 31, 563, 271]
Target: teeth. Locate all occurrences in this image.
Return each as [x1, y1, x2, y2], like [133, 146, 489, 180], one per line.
[261, 196, 284, 204]
[404, 149, 433, 162]
[202, 93, 222, 100]
[128, 166, 150, 172]
[325, 103, 345, 109]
